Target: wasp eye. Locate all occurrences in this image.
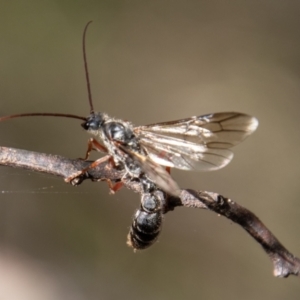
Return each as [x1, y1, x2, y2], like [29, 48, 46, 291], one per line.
[81, 121, 90, 130]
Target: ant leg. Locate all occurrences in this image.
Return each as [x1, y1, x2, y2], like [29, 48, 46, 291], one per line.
[81, 138, 108, 160]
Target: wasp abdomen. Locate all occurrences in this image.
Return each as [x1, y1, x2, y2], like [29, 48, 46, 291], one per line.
[127, 211, 162, 250]
[127, 191, 164, 250]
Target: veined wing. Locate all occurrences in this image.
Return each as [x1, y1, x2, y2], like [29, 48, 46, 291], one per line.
[134, 112, 258, 171]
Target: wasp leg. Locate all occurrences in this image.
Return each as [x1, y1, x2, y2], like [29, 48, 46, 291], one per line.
[65, 155, 111, 183]
[65, 155, 124, 194]
[80, 138, 108, 160]
[106, 180, 124, 194]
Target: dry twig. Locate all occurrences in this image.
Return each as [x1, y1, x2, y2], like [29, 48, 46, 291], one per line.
[0, 146, 299, 278]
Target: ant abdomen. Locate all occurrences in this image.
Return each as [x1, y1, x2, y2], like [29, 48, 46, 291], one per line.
[127, 191, 165, 250]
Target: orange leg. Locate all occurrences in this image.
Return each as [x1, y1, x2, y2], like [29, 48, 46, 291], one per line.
[80, 138, 108, 160]
[106, 180, 124, 194]
[65, 155, 124, 194]
[65, 155, 111, 183]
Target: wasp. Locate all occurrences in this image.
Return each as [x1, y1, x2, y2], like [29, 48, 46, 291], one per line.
[0, 22, 258, 250]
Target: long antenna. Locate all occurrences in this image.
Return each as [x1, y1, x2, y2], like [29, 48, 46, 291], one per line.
[0, 23, 94, 124]
[0, 113, 86, 122]
[83, 21, 94, 113]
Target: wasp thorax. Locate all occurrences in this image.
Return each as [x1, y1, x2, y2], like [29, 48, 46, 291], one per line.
[81, 112, 105, 131]
[104, 122, 134, 144]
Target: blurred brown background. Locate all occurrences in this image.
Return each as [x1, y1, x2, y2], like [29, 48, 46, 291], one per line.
[0, 1, 300, 299]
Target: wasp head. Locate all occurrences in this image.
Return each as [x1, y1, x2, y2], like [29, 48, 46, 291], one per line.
[81, 112, 105, 131]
